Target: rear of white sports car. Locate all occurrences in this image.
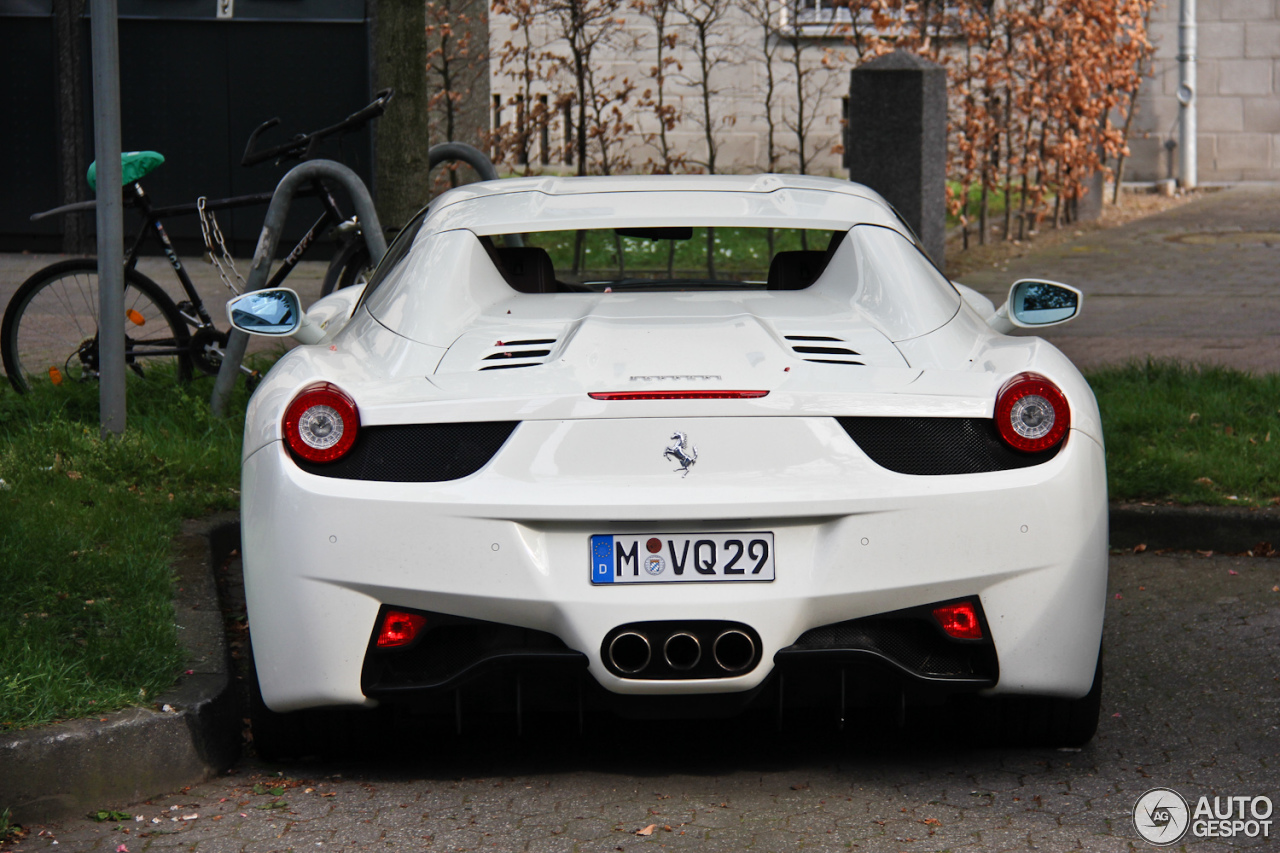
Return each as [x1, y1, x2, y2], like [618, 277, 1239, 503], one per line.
[239, 176, 1107, 747]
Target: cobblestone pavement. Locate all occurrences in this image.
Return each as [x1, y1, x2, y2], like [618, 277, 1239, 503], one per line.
[11, 553, 1278, 852]
[958, 186, 1280, 373]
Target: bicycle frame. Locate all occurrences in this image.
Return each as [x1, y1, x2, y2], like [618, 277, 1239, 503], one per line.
[122, 179, 349, 330]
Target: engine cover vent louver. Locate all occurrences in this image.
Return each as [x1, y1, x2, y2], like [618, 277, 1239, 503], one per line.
[479, 338, 558, 370]
[290, 421, 519, 481]
[783, 334, 864, 365]
[838, 417, 1062, 475]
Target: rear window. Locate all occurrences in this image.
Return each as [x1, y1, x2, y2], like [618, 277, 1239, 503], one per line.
[498, 226, 843, 292]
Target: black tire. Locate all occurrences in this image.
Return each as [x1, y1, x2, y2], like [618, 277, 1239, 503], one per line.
[246, 638, 379, 761]
[1, 259, 192, 394]
[995, 645, 1104, 748]
[320, 239, 373, 297]
[246, 639, 308, 763]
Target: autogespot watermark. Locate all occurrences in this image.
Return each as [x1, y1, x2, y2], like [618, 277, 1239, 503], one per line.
[1133, 787, 1273, 846]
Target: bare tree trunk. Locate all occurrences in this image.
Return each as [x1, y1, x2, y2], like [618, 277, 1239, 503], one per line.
[694, 19, 718, 174]
[53, 0, 90, 254]
[372, 0, 433, 230]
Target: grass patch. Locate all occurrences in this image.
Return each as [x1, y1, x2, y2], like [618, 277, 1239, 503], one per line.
[1086, 361, 1280, 506]
[0, 367, 263, 731]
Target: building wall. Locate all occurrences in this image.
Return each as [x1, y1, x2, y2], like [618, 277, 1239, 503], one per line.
[1131, 0, 1280, 183]
[487, 7, 854, 176]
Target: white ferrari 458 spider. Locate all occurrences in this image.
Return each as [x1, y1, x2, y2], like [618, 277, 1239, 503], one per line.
[229, 174, 1106, 751]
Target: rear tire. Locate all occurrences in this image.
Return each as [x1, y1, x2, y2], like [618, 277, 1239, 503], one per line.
[246, 640, 307, 762]
[995, 646, 1104, 748]
[1, 259, 192, 393]
[320, 240, 372, 297]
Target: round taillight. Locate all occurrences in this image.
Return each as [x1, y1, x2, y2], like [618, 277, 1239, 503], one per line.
[994, 372, 1070, 453]
[283, 383, 359, 463]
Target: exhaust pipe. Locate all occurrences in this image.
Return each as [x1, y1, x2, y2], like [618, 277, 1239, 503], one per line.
[663, 632, 702, 670]
[713, 629, 756, 673]
[608, 631, 652, 674]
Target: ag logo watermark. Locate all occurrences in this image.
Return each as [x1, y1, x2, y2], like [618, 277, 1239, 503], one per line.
[1133, 788, 1189, 845]
[1133, 787, 1273, 845]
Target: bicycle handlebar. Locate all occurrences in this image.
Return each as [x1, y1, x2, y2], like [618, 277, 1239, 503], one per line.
[240, 88, 395, 167]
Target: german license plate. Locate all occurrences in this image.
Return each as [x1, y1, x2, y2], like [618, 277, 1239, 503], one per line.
[590, 533, 775, 584]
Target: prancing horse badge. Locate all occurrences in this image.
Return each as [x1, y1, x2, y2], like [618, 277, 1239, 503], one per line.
[663, 431, 698, 477]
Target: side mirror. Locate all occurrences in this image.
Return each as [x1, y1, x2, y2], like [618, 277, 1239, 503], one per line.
[226, 288, 323, 344]
[1006, 279, 1081, 327]
[989, 279, 1082, 332]
[227, 288, 302, 336]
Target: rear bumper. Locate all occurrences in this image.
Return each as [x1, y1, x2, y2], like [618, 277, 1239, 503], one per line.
[242, 416, 1107, 713]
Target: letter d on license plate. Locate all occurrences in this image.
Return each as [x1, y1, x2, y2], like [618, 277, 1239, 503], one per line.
[590, 533, 775, 584]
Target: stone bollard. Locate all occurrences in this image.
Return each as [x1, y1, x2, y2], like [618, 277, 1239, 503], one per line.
[845, 50, 947, 267]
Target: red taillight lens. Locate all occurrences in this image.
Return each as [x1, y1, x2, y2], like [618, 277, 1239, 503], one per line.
[283, 382, 360, 463]
[376, 610, 428, 648]
[933, 601, 983, 639]
[588, 390, 770, 401]
[994, 372, 1070, 453]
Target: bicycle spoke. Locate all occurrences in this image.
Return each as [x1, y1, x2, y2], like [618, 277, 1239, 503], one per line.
[4, 262, 191, 391]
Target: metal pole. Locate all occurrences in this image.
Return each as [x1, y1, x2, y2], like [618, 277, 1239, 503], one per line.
[90, 0, 125, 436]
[1177, 0, 1197, 189]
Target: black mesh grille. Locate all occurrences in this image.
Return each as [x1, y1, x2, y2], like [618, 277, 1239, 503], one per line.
[838, 417, 1060, 475]
[293, 421, 519, 481]
[363, 611, 582, 692]
[790, 619, 984, 678]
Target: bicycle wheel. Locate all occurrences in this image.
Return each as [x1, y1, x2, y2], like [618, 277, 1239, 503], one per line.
[2, 259, 193, 393]
[320, 239, 373, 297]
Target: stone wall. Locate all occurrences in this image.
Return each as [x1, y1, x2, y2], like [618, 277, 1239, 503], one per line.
[1131, 0, 1280, 183]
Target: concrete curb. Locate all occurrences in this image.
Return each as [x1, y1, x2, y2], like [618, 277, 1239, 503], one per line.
[1109, 502, 1280, 552]
[0, 514, 242, 824]
[1, 504, 1276, 823]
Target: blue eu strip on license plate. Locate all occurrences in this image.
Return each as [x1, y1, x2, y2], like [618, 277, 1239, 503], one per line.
[589, 533, 775, 584]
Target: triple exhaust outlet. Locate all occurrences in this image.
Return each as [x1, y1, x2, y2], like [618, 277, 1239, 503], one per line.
[602, 621, 761, 680]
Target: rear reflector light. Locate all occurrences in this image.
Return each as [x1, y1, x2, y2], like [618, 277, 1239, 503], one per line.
[994, 372, 1070, 453]
[933, 601, 983, 639]
[376, 610, 428, 648]
[588, 390, 770, 401]
[283, 383, 360, 463]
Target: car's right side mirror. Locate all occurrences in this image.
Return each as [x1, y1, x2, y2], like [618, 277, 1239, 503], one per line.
[1006, 279, 1082, 327]
[989, 279, 1082, 333]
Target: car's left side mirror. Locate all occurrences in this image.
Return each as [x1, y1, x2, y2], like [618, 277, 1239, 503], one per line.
[990, 279, 1082, 332]
[226, 287, 323, 344]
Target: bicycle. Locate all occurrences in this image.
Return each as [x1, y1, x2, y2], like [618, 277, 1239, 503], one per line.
[1, 90, 392, 394]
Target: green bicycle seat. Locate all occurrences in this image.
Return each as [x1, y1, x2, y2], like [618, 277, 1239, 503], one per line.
[86, 151, 165, 192]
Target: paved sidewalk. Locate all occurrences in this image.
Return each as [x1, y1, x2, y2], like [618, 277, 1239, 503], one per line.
[958, 186, 1280, 373]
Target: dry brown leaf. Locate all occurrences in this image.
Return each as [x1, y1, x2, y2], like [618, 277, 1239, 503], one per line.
[1132, 543, 1147, 554]
[635, 824, 657, 836]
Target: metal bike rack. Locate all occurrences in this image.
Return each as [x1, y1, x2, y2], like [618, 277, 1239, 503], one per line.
[210, 144, 510, 415]
[428, 142, 521, 246]
[210, 159, 387, 416]
[429, 141, 498, 180]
